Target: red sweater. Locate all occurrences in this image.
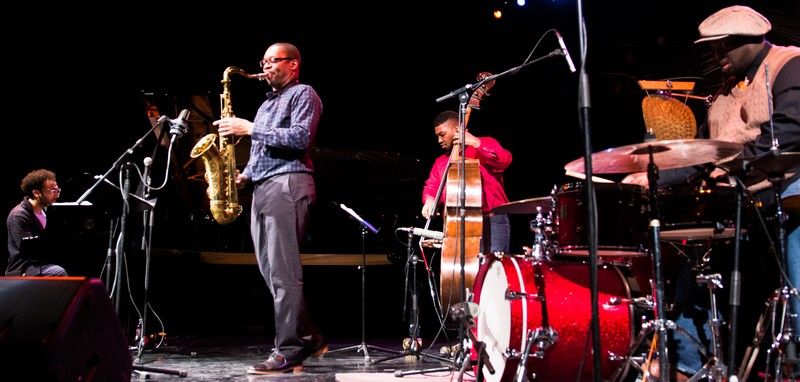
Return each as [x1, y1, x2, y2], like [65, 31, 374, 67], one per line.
[422, 136, 512, 213]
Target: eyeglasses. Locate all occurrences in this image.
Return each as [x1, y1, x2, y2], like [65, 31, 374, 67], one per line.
[259, 57, 295, 68]
[43, 187, 61, 195]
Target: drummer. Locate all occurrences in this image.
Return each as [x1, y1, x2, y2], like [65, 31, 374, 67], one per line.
[421, 110, 513, 254]
[623, 5, 799, 379]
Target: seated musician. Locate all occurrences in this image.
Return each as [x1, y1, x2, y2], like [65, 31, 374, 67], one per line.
[421, 110, 513, 254]
[624, 5, 799, 379]
[5, 169, 68, 276]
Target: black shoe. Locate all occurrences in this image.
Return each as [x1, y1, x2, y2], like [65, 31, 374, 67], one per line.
[247, 353, 303, 374]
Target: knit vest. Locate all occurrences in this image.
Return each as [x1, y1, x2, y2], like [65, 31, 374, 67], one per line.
[708, 45, 800, 144]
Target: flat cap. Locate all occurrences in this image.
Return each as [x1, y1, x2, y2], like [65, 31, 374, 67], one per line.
[695, 5, 771, 43]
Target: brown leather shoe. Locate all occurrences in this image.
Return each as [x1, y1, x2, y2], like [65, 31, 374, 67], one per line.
[247, 353, 303, 374]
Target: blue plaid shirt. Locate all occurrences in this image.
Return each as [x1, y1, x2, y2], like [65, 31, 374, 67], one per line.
[243, 81, 322, 183]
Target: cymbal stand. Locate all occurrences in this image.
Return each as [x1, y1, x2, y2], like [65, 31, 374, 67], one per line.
[609, 148, 687, 382]
[751, 170, 797, 381]
[326, 204, 400, 362]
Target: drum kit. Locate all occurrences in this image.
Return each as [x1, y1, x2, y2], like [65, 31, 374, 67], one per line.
[464, 139, 800, 381]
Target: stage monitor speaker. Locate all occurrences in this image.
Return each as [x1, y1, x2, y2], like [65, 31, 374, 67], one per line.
[0, 276, 132, 381]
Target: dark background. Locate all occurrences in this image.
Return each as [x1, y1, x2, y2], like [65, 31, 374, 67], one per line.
[3, 1, 799, 340]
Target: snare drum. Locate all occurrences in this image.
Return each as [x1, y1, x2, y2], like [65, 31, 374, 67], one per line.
[471, 254, 636, 381]
[658, 183, 742, 241]
[555, 183, 648, 257]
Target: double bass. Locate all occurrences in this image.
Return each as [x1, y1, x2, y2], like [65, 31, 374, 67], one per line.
[429, 72, 495, 316]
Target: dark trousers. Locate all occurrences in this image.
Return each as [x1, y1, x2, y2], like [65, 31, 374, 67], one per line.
[250, 173, 316, 360]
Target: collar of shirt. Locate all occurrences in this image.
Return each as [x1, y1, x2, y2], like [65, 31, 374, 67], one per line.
[265, 80, 300, 100]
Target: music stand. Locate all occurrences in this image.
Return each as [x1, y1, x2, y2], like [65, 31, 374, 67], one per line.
[325, 203, 400, 362]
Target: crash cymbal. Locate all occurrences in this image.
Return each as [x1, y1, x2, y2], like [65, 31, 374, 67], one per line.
[492, 196, 553, 215]
[564, 139, 743, 174]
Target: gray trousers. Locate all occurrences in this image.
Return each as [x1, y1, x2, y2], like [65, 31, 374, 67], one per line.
[251, 173, 316, 360]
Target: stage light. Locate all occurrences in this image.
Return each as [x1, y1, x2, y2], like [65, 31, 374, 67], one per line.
[493, 9, 503, 19]
[517, 0, 526, 6]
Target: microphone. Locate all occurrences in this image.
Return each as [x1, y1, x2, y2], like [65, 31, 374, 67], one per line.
[142, 156, 153, 199]
[142, 157, 152, 183]
[169, 109, 191, 137]
[555, 30, 576, 73]
[397, 227, 444, 240]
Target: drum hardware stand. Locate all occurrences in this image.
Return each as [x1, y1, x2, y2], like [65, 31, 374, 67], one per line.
[738, 287, 798, 381]
[610, 316, 703, 382]
[327, 204, 400, 362]
[684, 273, 727, 381]
[528, 205, 555, 261]
[513, 327, 559, 382]
[508, 259, 558, 381]
[737, 157, 799, 382]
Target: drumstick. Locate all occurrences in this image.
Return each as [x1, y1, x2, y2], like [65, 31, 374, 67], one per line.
[564, 170, 615, 183]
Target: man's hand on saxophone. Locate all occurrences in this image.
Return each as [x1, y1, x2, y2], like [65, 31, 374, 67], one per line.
[214, 117, 253, 137]
[235, 171, 248, 190]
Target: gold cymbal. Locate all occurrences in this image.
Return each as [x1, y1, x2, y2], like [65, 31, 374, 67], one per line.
[564, 139, 742, 174]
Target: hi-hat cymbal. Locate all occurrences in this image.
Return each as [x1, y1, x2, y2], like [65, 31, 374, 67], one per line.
[564, 139, 743, 174]
[492, 196, 553, 215]
[718, 151, 800, 175]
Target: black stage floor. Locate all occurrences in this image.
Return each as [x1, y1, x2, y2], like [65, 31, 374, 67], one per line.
[129, 335, 472, 381]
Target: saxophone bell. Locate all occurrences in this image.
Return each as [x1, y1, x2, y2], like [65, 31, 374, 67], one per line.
[190, 66, 263, 225]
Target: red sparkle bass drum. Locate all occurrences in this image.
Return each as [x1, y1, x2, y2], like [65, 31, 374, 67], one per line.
[472, 254, 636, 381]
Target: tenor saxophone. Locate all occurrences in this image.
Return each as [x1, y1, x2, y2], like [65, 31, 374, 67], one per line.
[190, 66, 264, 224]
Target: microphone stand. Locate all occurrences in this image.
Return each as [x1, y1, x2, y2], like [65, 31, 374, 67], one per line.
[73, 117, 165, 308]
[326, 203, 399, 362]
[71, 116, 187, 378]
[130, 132, 186, 377]
[645, 148, 670, 382]
[430, 47, 568, 376]
[435, 49, 565, 104]
[574, 2, 603, 380]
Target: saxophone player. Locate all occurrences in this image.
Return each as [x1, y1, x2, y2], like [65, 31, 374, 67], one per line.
[214, 42, 325, 374]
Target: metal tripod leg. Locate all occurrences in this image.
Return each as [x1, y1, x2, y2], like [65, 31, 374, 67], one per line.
[369, 230, 448, 365]
[326, 226, 400, 362]
[736, 286, 800, 381]
[610, 310, 709, 382]
[683, 273, 727, 381]
[762, 287, 796, 381]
